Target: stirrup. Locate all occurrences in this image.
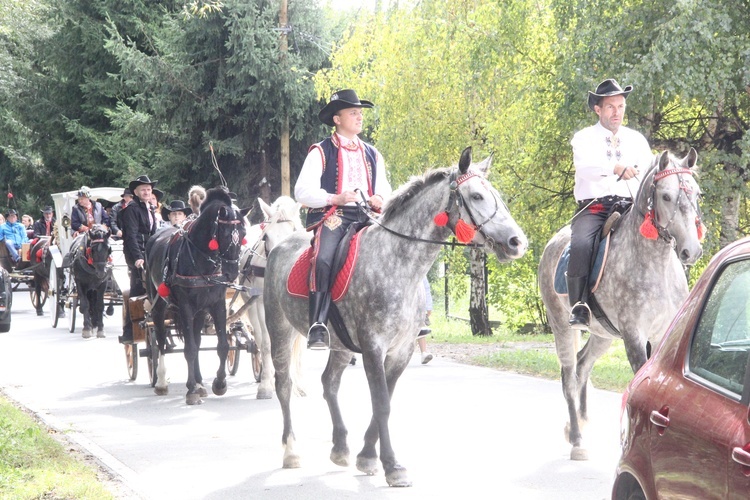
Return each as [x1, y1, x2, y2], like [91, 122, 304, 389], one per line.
[569, 302, 591, 329]
[307, 322, 329, 350]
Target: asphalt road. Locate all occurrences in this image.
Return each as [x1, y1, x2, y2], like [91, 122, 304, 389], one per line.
[0, 291, 622, 499]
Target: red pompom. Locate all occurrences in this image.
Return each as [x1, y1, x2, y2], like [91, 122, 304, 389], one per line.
[455, 219, 477, 243]
[87, 257, 93, 266]
[640, 212, 659, 240]
[158, 282, 171, 298]
[697, 219, 707, 242]
[7, 192, 12, 199]
[208, 238, 219, 251]
[433, 212, 449, 226]
[242, 237, 247, 246]
[36, 249, 43, 262]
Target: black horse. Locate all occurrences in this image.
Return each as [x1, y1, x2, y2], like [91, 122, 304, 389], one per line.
[68, 225, 112, 338]
[146, 187, 250, 405]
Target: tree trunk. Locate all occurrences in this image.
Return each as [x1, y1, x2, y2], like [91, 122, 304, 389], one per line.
[469, 248, 491, 336]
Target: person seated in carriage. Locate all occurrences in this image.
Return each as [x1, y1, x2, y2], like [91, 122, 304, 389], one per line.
[71, 186, 110, 234]
[0, 209, 29, 265]
[118, 174, 160, 345]
[187, 185, 206, 219]
[110, 188, 133, 238]
[294, 89, 392, 350]
[160, 200, 192, 228]
[33, 206, 55, 239]
[567, 79, 654, 328]
[21, 214, 34, 239]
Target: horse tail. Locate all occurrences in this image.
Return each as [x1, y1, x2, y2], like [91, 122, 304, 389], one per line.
[290, 332, 306, 397]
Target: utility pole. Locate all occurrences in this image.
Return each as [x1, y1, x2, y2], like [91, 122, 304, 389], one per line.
[279, 0, 291, 196]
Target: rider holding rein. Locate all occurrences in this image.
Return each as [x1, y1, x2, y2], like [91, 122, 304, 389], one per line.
[294, 89, 392, 350]
[118, 175, 159, 345]
[567, 79, 653, 329]
[71, 186, 110, 234]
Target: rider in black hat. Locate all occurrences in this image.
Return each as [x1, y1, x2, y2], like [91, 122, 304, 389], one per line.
[567, 79, 653, 328]
[119, 175, 159, 344]
[33, 206, 56, 238]
[294, 89, 392, 349]
[110, 188, 133, 238]
[161, 200, 192, 227]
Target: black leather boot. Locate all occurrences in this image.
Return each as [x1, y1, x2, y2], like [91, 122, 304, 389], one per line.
[307, 291, 331, 350]
[566, 274, 591, 330]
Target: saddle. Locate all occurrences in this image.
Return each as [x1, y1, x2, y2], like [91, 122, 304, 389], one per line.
[287, 225, 367, 302]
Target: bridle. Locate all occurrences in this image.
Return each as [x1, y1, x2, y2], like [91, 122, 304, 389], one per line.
[642, 164, 702, 245]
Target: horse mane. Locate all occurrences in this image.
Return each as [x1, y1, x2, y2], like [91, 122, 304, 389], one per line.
[380, 168, 450, 225]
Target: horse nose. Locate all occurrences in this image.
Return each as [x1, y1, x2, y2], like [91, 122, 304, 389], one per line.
[680, 246, 703, 264]
[508, 234, 528, 256]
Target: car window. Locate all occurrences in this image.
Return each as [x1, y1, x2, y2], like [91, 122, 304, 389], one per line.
[689, 258, 750, 395]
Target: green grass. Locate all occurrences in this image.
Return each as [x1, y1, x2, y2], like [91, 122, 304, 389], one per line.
[0, 394, 113, 500]
[429, 308, 633, 393]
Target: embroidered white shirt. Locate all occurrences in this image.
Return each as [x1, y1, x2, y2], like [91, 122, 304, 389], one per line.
[294, 133, 392, 208]
[571, 122, 653, 201]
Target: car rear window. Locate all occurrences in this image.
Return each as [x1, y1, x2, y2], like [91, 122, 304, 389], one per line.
[689, 258, 750, 396]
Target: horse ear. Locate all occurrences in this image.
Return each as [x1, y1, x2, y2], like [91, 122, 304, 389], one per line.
[258, 198, 272, 219]
[657, 150, 670, 171]
[477, 153, 493, 178]
[686, 147, 698, 169]
[458, 147, 472, 174]
[240, 207, 252, 218]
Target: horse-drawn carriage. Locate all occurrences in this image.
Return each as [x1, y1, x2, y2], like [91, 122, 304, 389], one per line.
[0, 222, 52, 315]
[47, 188, 126, 332]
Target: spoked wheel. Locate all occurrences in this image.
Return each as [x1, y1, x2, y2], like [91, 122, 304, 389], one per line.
[49, 261, 59, 327]
[125, 343, 138, 381]
[68, 295, 78, 333]
[227, 332, 240, 376]
[29, 281, 48, 310]
[146, 327, 159, 388]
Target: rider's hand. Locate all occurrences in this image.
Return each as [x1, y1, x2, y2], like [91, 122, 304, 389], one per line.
[331, 191, 359, 205]
[135, 259, 144, 269]
[614, 164, 639, 180]
[368, 194, 383, 211]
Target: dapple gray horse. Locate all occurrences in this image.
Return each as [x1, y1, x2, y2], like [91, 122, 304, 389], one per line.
[236, 196, 303, 399]
[264, 147, 528, 487]
[538, 148, 703, 460]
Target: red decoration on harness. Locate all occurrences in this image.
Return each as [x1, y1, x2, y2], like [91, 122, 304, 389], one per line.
[697, 219, 706, 242]
[208, 238, 219, 251]
[36, 249, 43, 262]
[157, 282, 171, 298]
[433, 212, 449, 226]
[87, 257, 93, 266]
[242, 237, 247, 246]
[640, 212, 659, 240]
[455, 219, 476, 243]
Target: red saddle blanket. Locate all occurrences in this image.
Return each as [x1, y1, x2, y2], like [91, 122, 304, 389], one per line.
[287, 229, 365, 302]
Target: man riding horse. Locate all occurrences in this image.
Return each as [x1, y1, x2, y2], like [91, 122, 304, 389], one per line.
[567, 79, 653, 329]
[294, 89, 392, 350]
[119, 175, 159, 345]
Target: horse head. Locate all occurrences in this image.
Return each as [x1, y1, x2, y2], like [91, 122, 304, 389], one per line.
[199, 187, 251, 282]
[636, 148, 703, 265]
[86, 224, 111, 280]
[450, 147, 528, 262]
[258, 196, 302, 253]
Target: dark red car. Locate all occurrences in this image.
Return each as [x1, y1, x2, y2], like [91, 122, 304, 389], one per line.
[613, 236, 750, 500]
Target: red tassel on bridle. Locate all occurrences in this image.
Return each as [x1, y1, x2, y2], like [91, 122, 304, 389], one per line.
[697, 218, 707, 242]
[208, 238, 219, 251]
[433, 212, 449, 226]
[157, 282, 170, 298]
[455, 219, 477, 243]
[640, 211, 659, 240]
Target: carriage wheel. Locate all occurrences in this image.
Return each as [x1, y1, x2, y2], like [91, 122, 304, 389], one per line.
[146, 327, 159, 388]
[227, 332, 240, 376]
[29, 283, 47, 310]
[68, 295, 78, 333]
[49, 261, 61, 328]
[125, 343, 138, 381]
[251, 347, 262, 383]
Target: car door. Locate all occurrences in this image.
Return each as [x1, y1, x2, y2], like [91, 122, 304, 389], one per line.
[649, 258, 750, 499]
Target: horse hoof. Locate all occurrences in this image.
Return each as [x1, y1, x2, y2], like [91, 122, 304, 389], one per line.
[212, 379, 227, 396]
[356, 455, 379, 476]
[385, 465, 412, 487]
[36, 310, 43, 317]
[282, 454, 301, 469]
[154, 386, 169, 396]
[256, 388, 273, 400]
[570, 447, 589, 461]
[196, 384, 208, 398]
[186, 393, 203, 405]
[330, 448, 350, 467]
[82, 329, 92, 339]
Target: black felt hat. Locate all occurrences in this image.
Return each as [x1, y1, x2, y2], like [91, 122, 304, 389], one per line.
[121, 188, 133, 198]
[318, 89, 374, 127]
[41, 206, 54, 214]
[160, 200, 192, 220]
[587, 79, 633, 111]
[128, 175, 159, 193]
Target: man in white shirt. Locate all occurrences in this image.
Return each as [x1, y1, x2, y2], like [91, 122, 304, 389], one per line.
[294, 89, 392, 349]
[567, 79, 653, 328]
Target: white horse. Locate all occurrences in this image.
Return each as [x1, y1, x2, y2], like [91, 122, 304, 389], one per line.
[234, 196, 302, 399]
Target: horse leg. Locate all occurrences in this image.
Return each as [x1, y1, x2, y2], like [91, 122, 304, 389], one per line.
[80, 284, 92, 338]
[271, 324, 301, 468]
[95, 285, 106, 337]
[322, 350, 355, 467]
[622, 330, 648, 373]
[153, 299, 169, 396]
[555, 328, 585, 457]
[250, 298, 274, 399]
[192, 312, 207, 397]
[182, 312, 202, 405]
[357, 344, 413, 487]
[575, 334, 612, 424]
[34, 278, 43, 316]
[211, 303, 229, 396]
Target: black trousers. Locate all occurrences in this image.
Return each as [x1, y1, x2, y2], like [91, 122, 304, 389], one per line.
[310, 207, 361, 292]
[568, 197, 628, 279]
